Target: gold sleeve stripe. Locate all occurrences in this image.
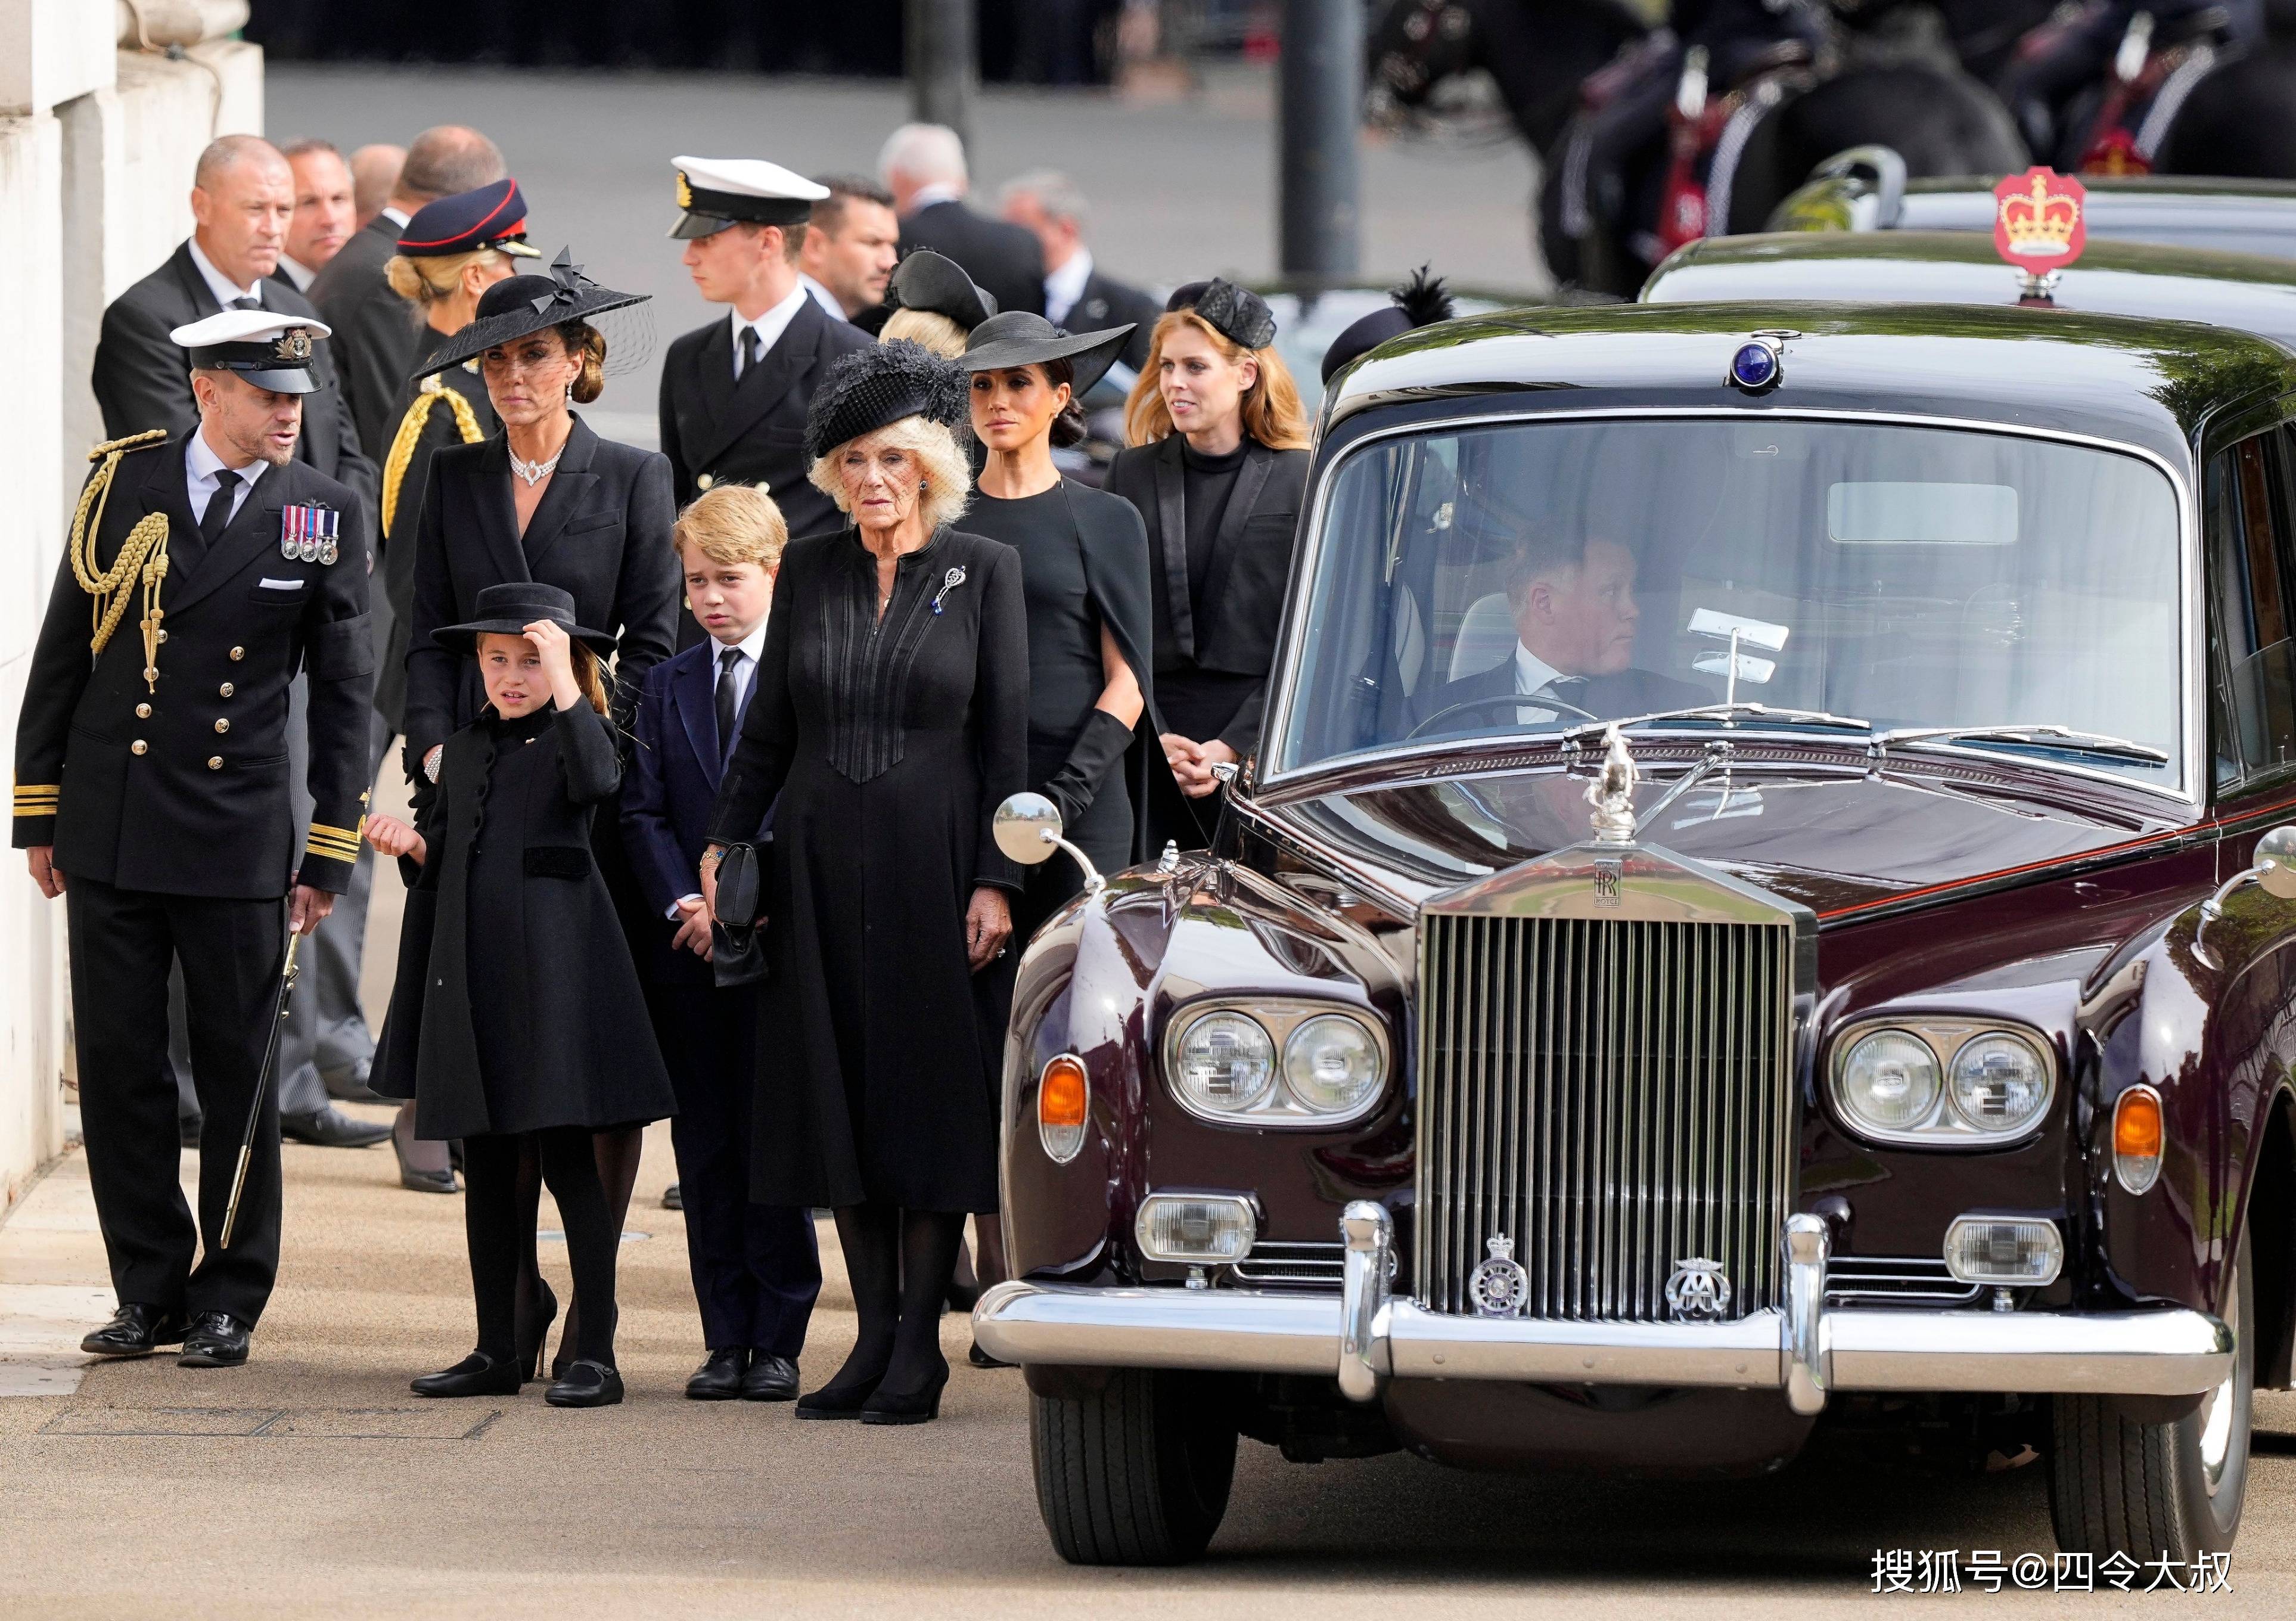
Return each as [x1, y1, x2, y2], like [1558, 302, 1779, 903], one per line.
[308, 819, 366, 843]
[303, 830, 363, 856]
[13, 782, 60, 793]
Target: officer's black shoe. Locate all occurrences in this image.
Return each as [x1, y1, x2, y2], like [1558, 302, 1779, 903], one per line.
[741, 1353, 799, 1402]
[322, 1061, 384, 1104]
[545, 1360, 623, 1408]
[685, 1347, 748, 1400]
[280, 1105, 392, 1148]
[179, 1117, 203, 1149]
[661, 1181, 683, 1211]
[81, 1303, 186, 1358]
[412, 1352, 523, 1398]
[177, 1312, 251, 1368]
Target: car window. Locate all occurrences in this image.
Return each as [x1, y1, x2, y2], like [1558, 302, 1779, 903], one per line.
[1276, 417, 2185, 789]
[2208, 429, 2296, 789]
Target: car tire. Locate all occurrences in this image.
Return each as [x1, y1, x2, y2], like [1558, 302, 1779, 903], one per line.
[2048, 1222, 2254, 1562]
[1030, 1369, 1237, 1566]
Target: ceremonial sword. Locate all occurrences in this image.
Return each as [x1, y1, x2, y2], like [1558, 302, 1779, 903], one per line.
[218, 931, 303, 1250]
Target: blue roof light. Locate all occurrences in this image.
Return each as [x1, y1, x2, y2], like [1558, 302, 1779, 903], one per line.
[1729, 340, 1782, 393]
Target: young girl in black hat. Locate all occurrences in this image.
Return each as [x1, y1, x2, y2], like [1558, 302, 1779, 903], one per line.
[369, 582, 676, 1408]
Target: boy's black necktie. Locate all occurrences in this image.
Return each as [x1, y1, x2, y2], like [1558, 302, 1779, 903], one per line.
[715, 646, 742, 762]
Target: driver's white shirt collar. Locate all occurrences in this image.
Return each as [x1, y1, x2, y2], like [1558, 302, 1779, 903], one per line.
[1512, 644, 1567, 697]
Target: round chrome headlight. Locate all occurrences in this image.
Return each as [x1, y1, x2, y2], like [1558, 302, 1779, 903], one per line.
[1949, 1033, 2052, 1134]
[1173, 1011, 1275, 1113]
[1281, 1014, 1384, 1115]
[1837, 1030, 1941, 1133]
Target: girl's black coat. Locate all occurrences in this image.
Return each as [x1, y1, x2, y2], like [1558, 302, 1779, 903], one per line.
[373, 703, 676, 1140]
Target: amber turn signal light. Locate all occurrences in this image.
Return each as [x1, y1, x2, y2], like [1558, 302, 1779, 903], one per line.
[2112, 1084, 2163, 1194]
[1038, 1054, 1089, 1164]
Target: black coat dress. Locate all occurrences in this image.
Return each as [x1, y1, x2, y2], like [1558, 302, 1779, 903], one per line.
[375, 327, 498, 734]
[400, 414, 681, 776]
[1102, 434, 1309, 849]
[375, 703, 674, 1138]
[706, 526, 1027, 1213]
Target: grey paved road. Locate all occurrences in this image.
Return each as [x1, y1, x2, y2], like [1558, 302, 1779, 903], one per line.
[267, 66, 1545, 445]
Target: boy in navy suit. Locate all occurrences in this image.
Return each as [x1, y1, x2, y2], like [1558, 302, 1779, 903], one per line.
[623, 486, 821, 1401]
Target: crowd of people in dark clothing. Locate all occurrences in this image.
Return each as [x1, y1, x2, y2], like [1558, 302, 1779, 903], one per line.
[39, 115, 1472, 1419]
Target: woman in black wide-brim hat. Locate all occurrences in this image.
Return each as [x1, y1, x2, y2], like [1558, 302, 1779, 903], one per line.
[701, 340, 1027, 1426]
[390, 249, 681, 1378]
[372, 582, 676, 1407]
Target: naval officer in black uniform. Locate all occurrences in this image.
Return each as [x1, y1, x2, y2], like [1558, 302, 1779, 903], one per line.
[15, 312, 376, 1370]
[658, 157, 872, 555]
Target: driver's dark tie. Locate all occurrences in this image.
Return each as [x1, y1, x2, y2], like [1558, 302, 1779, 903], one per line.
[1524, 676, 1586, 721]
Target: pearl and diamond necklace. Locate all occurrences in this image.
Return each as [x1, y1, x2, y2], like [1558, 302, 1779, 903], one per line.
[508, 447, 563, 487]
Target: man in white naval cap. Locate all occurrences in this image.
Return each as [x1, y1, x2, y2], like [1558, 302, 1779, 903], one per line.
[15, 310, 377, 1371]
[658, 154, 873, 640]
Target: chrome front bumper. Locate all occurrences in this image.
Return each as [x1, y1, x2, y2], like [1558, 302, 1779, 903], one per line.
[973, 1206, 2233, 1409]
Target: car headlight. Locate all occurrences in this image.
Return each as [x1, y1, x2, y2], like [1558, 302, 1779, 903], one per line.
[1173, 1011, 1275, 1114]
[1282, 1013, 1384, 1114]
[1837, 1030, 1941, 1134]
[1830, 1019, 2058, 1145]
[1949, 1033, 2051, 1133]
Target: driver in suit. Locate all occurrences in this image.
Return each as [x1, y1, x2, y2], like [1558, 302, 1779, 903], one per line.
[1419, 534, 1706, 733]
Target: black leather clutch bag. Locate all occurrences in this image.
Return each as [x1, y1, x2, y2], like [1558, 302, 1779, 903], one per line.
[710, 837, 769, 988]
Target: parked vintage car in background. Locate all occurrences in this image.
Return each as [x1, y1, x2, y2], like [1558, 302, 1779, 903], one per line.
[1770, 147, 2296, 260]
[975, 299, 2296, 1569]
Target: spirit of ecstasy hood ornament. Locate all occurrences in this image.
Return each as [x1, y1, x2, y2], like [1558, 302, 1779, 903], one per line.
[1586, 725, 1639, 845]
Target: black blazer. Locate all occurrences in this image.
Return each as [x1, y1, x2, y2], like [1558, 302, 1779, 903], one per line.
[899, 199, 1047, 319]
[92, 242, 378, 531]
[12, 434, 375, 900]
[400, 414, 681, 776]
[1066, 268, 1162, 374]
[1102, 434, 1310, 753]
[1418, 655, 1713, 733]
[658, 297, 872, 536]
[307, 213, 415, 463]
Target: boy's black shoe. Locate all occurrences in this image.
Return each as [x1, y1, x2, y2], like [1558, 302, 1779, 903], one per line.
[685, 1347, 748, 1400]
[741, 1354, 799, 1402]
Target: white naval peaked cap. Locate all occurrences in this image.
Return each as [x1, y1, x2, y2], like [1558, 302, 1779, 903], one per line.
[169, 309, 335, 349]
[670, 156, 829, 237]
[169, 309, 334, 393]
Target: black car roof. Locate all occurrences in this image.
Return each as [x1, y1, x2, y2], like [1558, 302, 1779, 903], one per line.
[1322, 300, 2296, 471]
[1642, 231, 2296, 352]
[1773, 172, 2296, 259]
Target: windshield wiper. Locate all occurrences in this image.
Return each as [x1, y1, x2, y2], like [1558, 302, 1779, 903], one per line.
[1557, 702, 1872, 747]
[1871, 723, 2170, 766]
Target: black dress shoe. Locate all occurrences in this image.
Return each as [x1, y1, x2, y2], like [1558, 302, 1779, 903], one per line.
[177, 1311, 251, 1368]
[81, 1303, 186, 1358]
[685, 1347, 748, 1400]
[661, 1182, 683, 1211]
[860, 1362, 949, 1426]
[545, 1359, 624, 1408]
[968, 1338, 1014, 1370]
[280, 1105, 392, 1148]
[794, 1364, 886, 1420]
[411, 1352, 523, 1398]
[741, 1353, 799, 1402]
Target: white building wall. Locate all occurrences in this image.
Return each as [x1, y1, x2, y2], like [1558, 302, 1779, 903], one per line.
[0, 0, 262, 1213]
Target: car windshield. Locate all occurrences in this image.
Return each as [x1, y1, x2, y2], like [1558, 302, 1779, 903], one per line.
[1273, 417, 2186, 789]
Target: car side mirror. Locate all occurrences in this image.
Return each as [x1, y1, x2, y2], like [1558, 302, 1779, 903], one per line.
[2257, 825, 2296, 899]
[994, 792, 1106, 895]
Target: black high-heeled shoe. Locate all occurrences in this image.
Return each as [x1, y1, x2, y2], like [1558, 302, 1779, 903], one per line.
[860, 1361, 949, 1426]
[411, 1352, 522, 1398]
[545, 1359, 623, 1408]
[515, 1281, 558, 1384]
[793, 1358, 888, 1420]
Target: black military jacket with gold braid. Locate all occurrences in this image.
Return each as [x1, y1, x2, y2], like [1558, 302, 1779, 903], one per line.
[12, 431, 376, 899]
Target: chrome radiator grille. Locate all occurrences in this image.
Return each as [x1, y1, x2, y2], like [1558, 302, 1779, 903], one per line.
[1416, 913, 1797, 1321]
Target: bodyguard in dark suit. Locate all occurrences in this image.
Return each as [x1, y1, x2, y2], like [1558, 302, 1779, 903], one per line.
[623, 489, 821, 1401]
[880, 123, 1047, 319]
[309, 125, 507, 461]
[15, 313, 375, 1371]
[658, 157, 872, 557]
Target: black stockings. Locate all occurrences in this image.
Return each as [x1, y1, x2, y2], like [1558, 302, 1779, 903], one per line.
[512, 1125, 642, 1370]
[467, 1128, 620, 1368]
[825, 1203, 965, 1399]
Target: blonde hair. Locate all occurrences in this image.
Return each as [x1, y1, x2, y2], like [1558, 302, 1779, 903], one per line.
[384, 248, 509, 308]
[880, 308, 967, 360]
[676, 484, 790, 568]
[809, 415, 972, 534]
[1124, 309, 1311, 451]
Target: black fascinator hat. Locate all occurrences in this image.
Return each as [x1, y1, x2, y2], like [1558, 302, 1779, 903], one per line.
[1321, 266, 1456, 384]
[433, 581, 616, 655]
[1166, 277, 1277, 350]
[887, 250, 998, 332]
[804, 339, 970, 462]
[412, 248, 651, 380]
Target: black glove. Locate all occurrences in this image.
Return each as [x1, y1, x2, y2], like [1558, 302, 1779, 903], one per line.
[1039, 708, 1136, 830]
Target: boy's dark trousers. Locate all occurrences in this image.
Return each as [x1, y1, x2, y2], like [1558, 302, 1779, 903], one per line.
[646, 979, 820, 1356]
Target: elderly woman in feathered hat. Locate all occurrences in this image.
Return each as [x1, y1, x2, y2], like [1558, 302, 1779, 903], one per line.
[700, 339, 1025, 1426]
